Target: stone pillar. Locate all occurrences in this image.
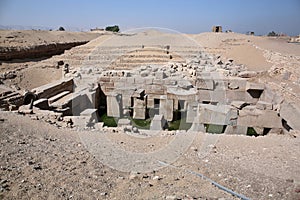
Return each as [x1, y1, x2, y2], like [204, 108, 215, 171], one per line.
[107, 93, 122, 118]
[159, 99, 173, 121]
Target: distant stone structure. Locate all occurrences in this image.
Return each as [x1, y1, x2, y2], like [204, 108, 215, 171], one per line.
[90, 27, 104, 31]
[246, 31, 255, 36]
[2, 43, 298, 135]
[212, 26, 222, 33]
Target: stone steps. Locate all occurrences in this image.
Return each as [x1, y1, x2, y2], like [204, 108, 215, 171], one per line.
[48, 90, 71, 104]
[50, 93, 73, 109]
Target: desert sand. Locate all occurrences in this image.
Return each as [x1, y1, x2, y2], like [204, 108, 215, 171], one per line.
[1, 30, 300, 200]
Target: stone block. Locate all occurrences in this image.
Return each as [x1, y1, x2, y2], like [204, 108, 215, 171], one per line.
[238, 109, 281, 128]
[155, 71, 167, 79]
[197, 104, 237, 125]
[246, 82, 265, 91]
[126, 77, 135, 84]
[150, 114, 167, 130]
[32, 78, 73, 99]
[144, 77, 154, 85]
[189, 122, 206, 132]
[54, 107, 71, 116]
[64, 116, 90, 129]
[107, 93, 122, 118]
[164, 79, 177, 86]
[186, 102, 198, 123]
[256, 101, 273, 110]
[33, 98, 49, 110]
[196, 78, 214, 90]
[134, 77, 146, 84]
[152, 79, 163, 85]
[224, 125, 247, 135]
[133, 97, 146, 119]
[80, 108, 98, 122]
[118, 118, 131, 127]
[48, 91, 70, 104]
[231, 101, 248, 110]
[227, 78, 247, 90]
[238, 71, 257, 78]
[159, 99, 173, 121]
[280, 101, 300, 130]
[259, 86, 284, 104]
[99, 76, 111, 82]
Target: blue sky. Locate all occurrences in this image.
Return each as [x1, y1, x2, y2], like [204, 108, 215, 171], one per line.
[0, 0, 299, 35]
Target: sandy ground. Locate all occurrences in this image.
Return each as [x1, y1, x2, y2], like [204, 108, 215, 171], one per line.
[1, 112, 300, 199]
[1, 30, 300, 199]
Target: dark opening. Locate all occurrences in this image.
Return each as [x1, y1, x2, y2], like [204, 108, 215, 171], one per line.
[216, 27, 220, 32]
[282, 119, 292, 132]
[205, 124, 226, 134]
[178, 100, 185, 111]
[263, 128, 271, 135]
[129, 97, 134, 117]
[154, 99, 160, 109]
[247, 89, 263, 98]
[247, 127, 259, 137]
[23, 92, 36, 105]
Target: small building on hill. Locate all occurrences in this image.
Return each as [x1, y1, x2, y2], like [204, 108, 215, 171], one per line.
[212, 26, 222, 33]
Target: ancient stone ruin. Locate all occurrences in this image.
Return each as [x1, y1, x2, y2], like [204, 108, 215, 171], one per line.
[1, 41, 298, 137]
[212, 26, 222, 33]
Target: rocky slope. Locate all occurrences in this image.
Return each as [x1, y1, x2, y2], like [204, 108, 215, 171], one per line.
[0, 30, 105, 60]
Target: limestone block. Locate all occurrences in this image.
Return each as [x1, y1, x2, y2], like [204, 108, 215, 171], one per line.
[114, 81, 126, 88]
[164, 79, 177, 86]
[178, 80, 193, 89]
[95, 122, 104, 130]
[64, 116, 90, 129]
[48, 91, 70, 104]
[134, 77, 146, 84]
[32, 78, 73, 99]
[118, 118, 131, 127]
[238, 109, 281, 128]
[155, 71, 167, 79]
[238, 71, 257, 78]
[196, 78, 214, 90]
[152, 79, 163, 85]
[227, 79, 247, 90]
[186, 102, 198, 123]
[107, 94, 122, 118]
[189, 122, 206, 132]
[197, 104, 237, 125]
[259, 86, 284, 104]
[159, 99, 173, 121]
[246, 82, 265, 91]
[150, 114, 167, 130]
[80, 108, 98, 122]
[33, 98, 49, 110]
[256, 101, 273, 110]
[133, 98, 146, 119]
[231, 101, 248, 110]
[214, 79, 228, 91]
[122, 95, 131, 108]
[224, 125, 247, 135]
[268, 128, 283, 134]
[126, 77, 135, 84]
[144, 77, 154, 85]
[86, 90, 98, 108]
[280, 101, 300, 130]
[99, 76, 111, 82]
[133, 108, 146, 119]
